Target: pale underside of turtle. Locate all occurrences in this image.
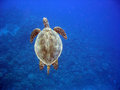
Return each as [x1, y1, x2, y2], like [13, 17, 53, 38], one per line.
[30, 17, 67, 74]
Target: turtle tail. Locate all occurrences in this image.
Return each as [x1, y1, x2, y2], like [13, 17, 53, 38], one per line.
[47, 65, 50, 75]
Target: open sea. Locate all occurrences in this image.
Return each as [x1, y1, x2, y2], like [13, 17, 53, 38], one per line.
[0, 0, 120, 89]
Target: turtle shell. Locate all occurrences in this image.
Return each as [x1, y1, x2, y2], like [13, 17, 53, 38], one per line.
[34, 27, 63, 65]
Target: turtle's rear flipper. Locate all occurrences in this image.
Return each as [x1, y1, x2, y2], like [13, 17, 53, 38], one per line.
[52, 59, 58, 70]
[30, 28, 41, 43]
[53, 27, 67, 39]
[39, 61, 45, 70]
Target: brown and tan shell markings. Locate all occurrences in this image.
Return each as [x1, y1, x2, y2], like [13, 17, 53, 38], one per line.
[34, 27, 63, 65]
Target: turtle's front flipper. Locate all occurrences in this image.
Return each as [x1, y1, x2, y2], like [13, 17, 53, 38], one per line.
[30, 28, 41, 43]
[39, 61, 45, 70]
[53, 27, 67, 39]
[52, 59, 58, 70]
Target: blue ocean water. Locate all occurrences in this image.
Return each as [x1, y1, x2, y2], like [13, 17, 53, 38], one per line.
[0, 0, 120, 89]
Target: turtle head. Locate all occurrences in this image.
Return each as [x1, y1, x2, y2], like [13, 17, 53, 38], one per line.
[43, 17, 49, 28]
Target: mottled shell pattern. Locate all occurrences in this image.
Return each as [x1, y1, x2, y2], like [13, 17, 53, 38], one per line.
[34, 27, 63, 65]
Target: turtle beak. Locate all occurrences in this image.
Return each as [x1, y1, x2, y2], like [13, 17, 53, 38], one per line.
[43, 17, 48, 23]
[43, 17, 49, 27]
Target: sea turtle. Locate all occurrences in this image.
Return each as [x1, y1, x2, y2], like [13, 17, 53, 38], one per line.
[30, 17, 67, 74]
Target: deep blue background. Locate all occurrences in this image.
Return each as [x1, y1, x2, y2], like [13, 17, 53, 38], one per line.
[0, 0, 120, 89]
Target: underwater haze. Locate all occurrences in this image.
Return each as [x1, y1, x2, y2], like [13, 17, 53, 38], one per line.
[0, 0, 120, 89]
